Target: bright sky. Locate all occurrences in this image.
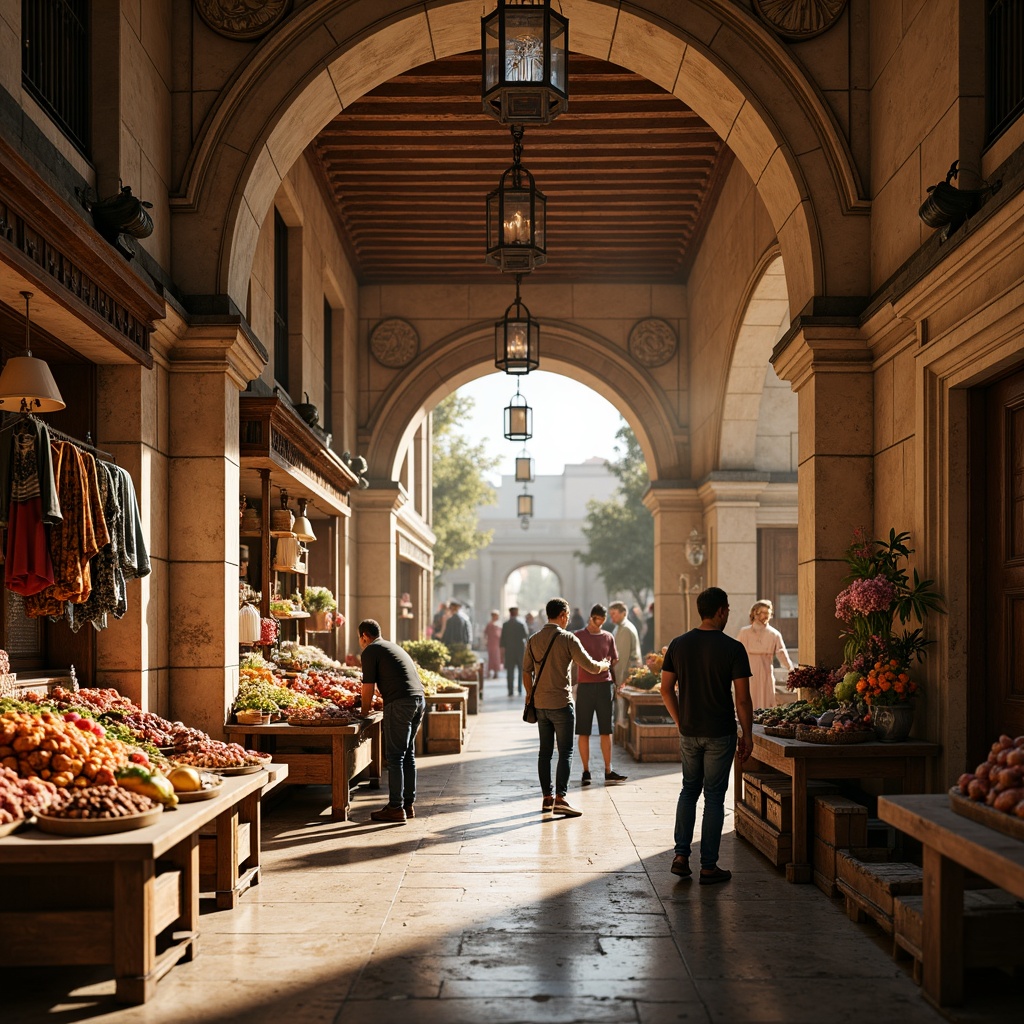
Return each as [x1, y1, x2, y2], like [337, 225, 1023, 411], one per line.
[453, 371, 627, 482]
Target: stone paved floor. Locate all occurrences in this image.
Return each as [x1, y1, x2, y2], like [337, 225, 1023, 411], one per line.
[5, 696, 1015, 1023]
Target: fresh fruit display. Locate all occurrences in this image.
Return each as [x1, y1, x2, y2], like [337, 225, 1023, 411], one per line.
[418, 668, 468, 697]
[116, 765, 178, 807]
[441, 666, 481, 682]
[233, 676, 319, 715]
[0, 710, 128, 787]
[170, 741, 269, 769]
[273, 642, 340, 672]
[0, 765, 61, 823]
[957, 734, 1024, 818]
[755, 701, 826, 726]
[43, 784, 158, 818]
[166, 766, 204, 792]
[286, 705, 358, 725]
[289, 671, 372, 709]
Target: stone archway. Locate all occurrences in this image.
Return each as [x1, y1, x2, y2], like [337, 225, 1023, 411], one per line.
[171, 0, 867, 315]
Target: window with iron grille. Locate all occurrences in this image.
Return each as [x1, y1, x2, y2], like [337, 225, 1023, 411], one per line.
[273, 210, 289, 393]
[987, 0, 1024, 144]
[21, 0, 90, 156]
[322, 299, 334, 434]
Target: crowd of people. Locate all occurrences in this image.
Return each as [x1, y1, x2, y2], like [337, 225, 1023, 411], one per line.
[366, 587, 793, 886]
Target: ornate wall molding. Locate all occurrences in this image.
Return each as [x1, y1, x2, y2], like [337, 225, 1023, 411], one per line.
[628, 318, 677, 368]
[753, 0, 848, 42]
[370, 318, 419, 368]
[194, 0, 291, 40]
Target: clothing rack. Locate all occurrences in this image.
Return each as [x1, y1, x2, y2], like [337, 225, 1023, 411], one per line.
[0, 412, 116, 463]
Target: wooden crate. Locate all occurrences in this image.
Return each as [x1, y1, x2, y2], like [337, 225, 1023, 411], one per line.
[735, 801, 791, 868]
[761, 778, 838, 832]
[741, 771, 788, 819]
[835, 848, 923, 935]
[893, 889, 1024, 982]
[627, 721, 680, 762]
[813, 795, 869, 897]
[425, 710, 462, 754]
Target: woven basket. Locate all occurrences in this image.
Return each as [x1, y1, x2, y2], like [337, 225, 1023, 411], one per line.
[795, 724, 872, 745]
[762, 724, 797, 738]
[236, 710, 271, 726]
[270, 507, 294, 533]
[240, 508, 261, 533]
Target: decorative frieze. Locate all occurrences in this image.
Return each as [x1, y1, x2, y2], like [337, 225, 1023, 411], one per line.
[370, 318, 419, 368]
[194, 0, 291, 40]
[628, 318, 677, 368]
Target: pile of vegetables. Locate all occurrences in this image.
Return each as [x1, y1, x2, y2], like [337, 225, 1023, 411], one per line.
[957, 734, 1024, 817]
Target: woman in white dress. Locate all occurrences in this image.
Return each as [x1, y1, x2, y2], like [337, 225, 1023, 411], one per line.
[737, 600, 795, 709]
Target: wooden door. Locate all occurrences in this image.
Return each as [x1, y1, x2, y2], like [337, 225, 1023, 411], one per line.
[981, 368, 1024, 751]
[758, 528, 799, 656]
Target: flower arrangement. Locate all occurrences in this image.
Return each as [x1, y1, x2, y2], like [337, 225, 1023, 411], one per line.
[835, 528, 944, 705]
[785, 663, 838, 700]
[303, 586, 337, 613]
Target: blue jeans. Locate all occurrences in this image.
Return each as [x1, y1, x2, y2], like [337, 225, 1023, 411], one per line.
[674, 732, 737, 868]
[537, 704, 575, 797]
[383, 696, 425, 808]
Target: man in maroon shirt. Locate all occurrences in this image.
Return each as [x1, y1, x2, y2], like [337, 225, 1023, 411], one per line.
[574, 603, 627, 786]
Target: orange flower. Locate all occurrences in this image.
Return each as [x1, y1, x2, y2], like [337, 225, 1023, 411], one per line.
[898, 673, 910, 684]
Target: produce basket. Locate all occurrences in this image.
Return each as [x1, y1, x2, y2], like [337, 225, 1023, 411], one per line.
[948, 788, 1024, 842]
[235, 710, 271, 726]
[762, 724, 797, 738]
[795, 725, 873, 744]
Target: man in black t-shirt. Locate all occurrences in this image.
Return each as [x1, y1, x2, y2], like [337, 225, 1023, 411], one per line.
[660, 587, 753, 885]
[359, 619, 425, 823]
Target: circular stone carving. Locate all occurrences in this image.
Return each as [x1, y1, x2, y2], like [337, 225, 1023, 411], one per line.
[628, 319, 677, 368]
[194, 0, 291, 40]
[370, 319, 419, 368]
[753, 0, 848, 41]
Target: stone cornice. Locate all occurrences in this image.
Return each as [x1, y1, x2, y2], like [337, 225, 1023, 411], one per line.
[167, 321, 267, 388]
[771, 321, 871, 390]
[349, 484, 408, 516]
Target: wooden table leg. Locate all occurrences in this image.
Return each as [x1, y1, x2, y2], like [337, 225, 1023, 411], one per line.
[785, 759, 812, 883]
[214, 806, 240, 910]
[238, 788, 262, 892]
[332, 732, 350, 820]
[165, 833, 200, 959]
[113, 860, 156, 1004]
[922, 844, 965, 1006]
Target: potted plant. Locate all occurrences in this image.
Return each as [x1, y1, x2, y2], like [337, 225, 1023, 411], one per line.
[401, 638, 450, 672]
[835, 529, 944, 741]
[303, 586, 337, 632]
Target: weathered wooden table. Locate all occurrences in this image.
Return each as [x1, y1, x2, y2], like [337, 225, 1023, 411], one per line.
[0, 766, 285, 1003]
[226, 715, 381, 820]
[619, 687, 679, 762]
[740, 727, 939, 882]
[878, 794, 1024, 1006]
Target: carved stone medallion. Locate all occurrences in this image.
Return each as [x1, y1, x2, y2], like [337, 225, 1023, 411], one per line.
[194, 0, 291, 41]
[753, 0, 848, 41]
[370, 318, 419, 368]
[628, 318, 677, 368]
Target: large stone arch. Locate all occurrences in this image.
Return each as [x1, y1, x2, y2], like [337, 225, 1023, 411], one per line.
[170, 0, 868, 314]
[359, 319, 684, 483]
[718, 248, 793, 469]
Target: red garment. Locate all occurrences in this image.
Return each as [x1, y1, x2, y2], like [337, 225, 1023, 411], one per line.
[4, 496, 54, 596]
[484, 619, 503, 673]
[574, 627, 618, 683]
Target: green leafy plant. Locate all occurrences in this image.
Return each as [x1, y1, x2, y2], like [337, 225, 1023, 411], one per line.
[303, 586, 337, 612]
[401, 638, 450, 672]
[446, 643, 478, 668]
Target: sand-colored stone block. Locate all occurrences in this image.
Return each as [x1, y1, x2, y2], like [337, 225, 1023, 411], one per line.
[610, 9, 684, 93]
[870, 152, 922, 289]
[168, 456, 239, 563]
[873, 442, 909, 532]
[425, 1, 480, 58]
[676, 45, 743, 140]
[873, 357, 894, 452]
[168, 372, 237, 456]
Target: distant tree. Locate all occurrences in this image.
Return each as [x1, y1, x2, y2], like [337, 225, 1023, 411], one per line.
[575, 423, 653, 609]
[432, 393, 500, 582]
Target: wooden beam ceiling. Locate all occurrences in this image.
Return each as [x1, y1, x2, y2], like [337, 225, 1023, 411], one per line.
[309, 54, 731, 284]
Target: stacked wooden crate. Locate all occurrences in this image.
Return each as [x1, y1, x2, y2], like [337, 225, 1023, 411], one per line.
[812, 795, 869, 896]
[835, 847, 923, 934]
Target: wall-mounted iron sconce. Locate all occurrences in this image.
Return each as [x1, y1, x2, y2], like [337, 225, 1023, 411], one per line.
[918, 160, 1001, 241]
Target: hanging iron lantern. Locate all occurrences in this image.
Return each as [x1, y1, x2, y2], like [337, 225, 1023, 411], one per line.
[495, 274, 540, 374]
[515, 451, 534, 482]
[517, 490, 534, 517]
[486, 126, 547, 272]
[482, 0, 568, 125]
[503, 386, 533, 441]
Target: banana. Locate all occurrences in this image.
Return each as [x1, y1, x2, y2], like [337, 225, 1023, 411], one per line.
[116, 766, 179, 807]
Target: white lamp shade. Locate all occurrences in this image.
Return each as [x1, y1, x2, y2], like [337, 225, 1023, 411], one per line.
[293, 514, 316, 542]
[0, 355, 66, 413]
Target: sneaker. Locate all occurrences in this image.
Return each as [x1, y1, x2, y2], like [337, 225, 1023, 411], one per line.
[541, 795, 554, 812]
[581, 771, 592, 786]
[552, 797, 583, 817]
[670, 855, 692, 878]
[604, 770, 628, 784]
[698, 866, 732, 886]
[369, 804, 407, 823]
[404, 804, 416, 818]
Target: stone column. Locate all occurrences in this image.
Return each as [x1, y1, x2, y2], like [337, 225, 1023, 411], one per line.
[349, 485, 405, 639]
[772, 323, 873, 666]
[698, 473, 769, 637]
[642, 485, 704, 647]
[164, 317, 265, 738]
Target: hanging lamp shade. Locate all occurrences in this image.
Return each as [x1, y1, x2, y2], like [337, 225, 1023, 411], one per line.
[503, 389, 533, 441]
[517, 491, 534, 517]
[494, 278, 540, 375]
[293, 498, 316, 542]
[0, 292, 66, 414]
[515, 454, 534, 482]
[485, 129, 547, 272]
[482, 0, 568, 125]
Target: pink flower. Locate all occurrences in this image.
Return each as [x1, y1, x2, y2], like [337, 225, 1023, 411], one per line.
[835, 577, 896, 622]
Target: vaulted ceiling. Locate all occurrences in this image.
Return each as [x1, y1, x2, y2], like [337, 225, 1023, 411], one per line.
[309, 53, 732, 285]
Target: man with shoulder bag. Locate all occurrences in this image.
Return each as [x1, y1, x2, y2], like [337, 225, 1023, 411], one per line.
[523, 597, 610, 818]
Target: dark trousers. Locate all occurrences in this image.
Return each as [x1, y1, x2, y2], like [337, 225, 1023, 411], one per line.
[382, 696, 425, 808]
[507, 658, 524, 695]
[537, 704, 575, 797]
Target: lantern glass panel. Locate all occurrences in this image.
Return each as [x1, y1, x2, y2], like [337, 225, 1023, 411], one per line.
[504, 400, 532, 441]
[517, 493, 534, 517]
[483, 16, 500, 91]
[550, 17, 567, 90]
[515, 456, 533, 482]
[504, 8, 545, 83]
